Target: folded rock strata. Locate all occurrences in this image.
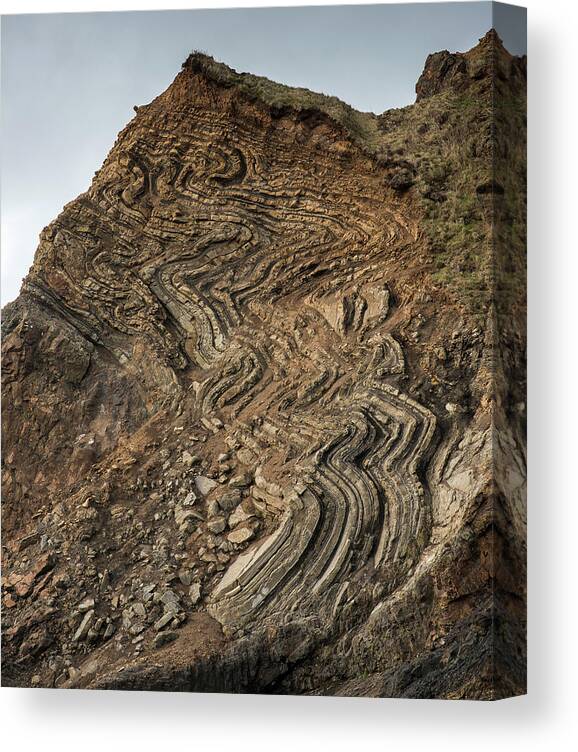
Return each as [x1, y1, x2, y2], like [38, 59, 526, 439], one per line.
[1, 30, 526, 699]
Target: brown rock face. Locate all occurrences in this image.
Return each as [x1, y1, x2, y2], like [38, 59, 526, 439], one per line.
[1, 31, 526, 699]
[416, 29, 527, 101]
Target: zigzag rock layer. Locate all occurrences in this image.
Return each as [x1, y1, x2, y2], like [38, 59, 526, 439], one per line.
[1, 31, 526, 698]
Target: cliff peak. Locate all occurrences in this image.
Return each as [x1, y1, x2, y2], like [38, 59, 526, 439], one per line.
[415, 28, 525, 102]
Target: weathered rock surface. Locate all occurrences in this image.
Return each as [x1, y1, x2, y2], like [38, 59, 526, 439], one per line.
[1, 31, 526, 698]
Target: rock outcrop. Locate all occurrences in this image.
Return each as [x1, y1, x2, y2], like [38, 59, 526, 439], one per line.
[415, 28, 527, 101]
[1, 31, 526, 699]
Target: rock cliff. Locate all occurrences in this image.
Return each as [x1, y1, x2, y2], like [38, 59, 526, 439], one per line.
[1, 31, 526, 699]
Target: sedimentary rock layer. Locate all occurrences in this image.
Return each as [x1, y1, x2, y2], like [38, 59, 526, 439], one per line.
[1, 30, 526, 699]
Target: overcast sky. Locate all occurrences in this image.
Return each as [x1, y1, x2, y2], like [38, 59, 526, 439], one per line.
[1, 2, 526, 304]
